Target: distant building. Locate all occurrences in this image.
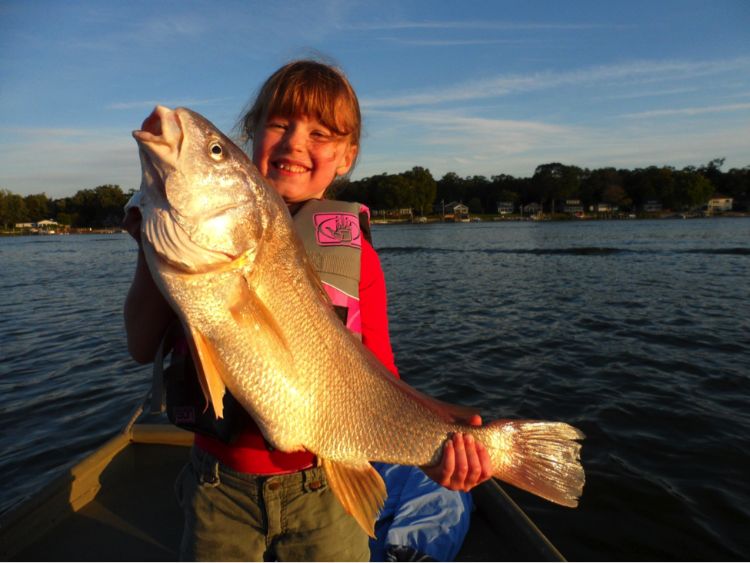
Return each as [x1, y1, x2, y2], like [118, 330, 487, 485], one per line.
[707, 194, 733, 212]
[594, 203, 614, 213]
[15, 222, 34, 229]
[642, 200, 662, 212]
[522, 202, 543, 215]
[563, 199, 583, 214]
[496, 201, 514, 215]
[439, 201, 469, 221]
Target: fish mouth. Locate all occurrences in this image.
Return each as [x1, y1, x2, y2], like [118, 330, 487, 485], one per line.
[132, 105, 184, 154]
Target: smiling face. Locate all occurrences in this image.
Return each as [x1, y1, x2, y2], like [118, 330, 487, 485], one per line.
[252, 114, 357, 203]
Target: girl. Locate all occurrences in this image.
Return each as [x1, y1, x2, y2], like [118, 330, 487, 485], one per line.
[123, 59, 491, 561]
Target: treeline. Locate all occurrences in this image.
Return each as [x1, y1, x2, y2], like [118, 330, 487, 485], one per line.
[2, 159, 749, 229]
[332, 159, 750, 214]
[0, 185, 133, 229]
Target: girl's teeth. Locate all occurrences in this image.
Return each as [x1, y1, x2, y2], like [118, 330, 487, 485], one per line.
[278, 163, 307, 173]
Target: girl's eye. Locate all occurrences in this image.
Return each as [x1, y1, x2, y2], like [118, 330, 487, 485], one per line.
[209, 142, 224, 160]
[311, 130, 331, 140]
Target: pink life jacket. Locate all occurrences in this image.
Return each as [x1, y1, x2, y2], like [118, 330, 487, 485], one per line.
[291, 199, 371, 338]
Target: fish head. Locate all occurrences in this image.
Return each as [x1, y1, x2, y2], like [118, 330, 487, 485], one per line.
[133, 106, 275, 272]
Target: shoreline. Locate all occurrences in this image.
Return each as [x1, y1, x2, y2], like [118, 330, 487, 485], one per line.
[371, 211, 750, 225]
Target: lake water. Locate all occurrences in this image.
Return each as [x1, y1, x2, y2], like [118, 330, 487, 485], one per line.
[1, 218, 749, 560]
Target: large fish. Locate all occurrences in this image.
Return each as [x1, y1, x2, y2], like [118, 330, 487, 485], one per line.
[131, 106, 585, 536]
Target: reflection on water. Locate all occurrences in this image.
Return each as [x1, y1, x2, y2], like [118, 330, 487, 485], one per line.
[1, 218, 749, 559]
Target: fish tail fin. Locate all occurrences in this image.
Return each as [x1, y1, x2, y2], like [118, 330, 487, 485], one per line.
[320, 458, 387, 538]
[485, 420, 585, 507]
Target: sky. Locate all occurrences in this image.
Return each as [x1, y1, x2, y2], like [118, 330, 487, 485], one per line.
[1, 0, 749, 198]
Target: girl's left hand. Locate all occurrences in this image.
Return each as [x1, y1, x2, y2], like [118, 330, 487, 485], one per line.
[421, 415, 494, 492]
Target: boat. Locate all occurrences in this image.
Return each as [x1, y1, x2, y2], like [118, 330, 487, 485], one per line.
[0, 399, 565, 562]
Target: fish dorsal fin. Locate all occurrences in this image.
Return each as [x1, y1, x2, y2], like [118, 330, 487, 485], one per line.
[362, 346, 480, 423]
[320, 458, 386, 538]
[143, 206, 230, 272]
[185, 325, 227, 419]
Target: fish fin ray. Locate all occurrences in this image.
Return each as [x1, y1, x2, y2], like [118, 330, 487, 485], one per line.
[185, 325, 227, 419]
[488, 420, 585, 507]
[320, 458, 386, 538]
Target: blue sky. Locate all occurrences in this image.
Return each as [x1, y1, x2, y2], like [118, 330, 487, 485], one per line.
[1, 0, 749, 198]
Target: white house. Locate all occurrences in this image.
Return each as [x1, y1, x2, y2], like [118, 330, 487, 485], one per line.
[643, 200, 662, 212]
[496, 201, 514, 215]
[563, 199, 583, 214]
[707, 194, 733, 212]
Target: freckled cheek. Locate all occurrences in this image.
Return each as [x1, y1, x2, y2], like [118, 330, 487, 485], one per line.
[313, 146, 343, 164]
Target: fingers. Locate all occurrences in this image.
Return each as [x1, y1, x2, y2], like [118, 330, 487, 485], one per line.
[421, 432, 494, 492]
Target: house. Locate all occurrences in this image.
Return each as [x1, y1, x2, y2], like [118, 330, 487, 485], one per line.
[496, 201, 514, 215]
[563, 199, 583, 214]
[595, 203, 614, 213]
[15, 222, 35, 229]
[642, 200, 662, 212]
[440, 201, 469, 221]
[522, 202, 543, 215]
[707, 194, 733, 213]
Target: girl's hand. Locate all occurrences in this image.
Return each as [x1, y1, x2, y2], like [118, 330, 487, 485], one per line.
[123, 206, 142, 244]
[421, 415, 494, 492]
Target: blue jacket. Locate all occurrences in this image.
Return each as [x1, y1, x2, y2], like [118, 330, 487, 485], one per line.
[370, 463, 472, 561]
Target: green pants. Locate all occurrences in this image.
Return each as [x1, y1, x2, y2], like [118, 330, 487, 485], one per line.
[174, 446, 369, 562]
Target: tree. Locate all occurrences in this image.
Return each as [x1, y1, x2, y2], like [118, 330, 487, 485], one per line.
[532, 163, 582, 212]
[0, 190, 28, 227]
[401, 167, 436, 215]
[24, 193, 51, 222]
[673, 170, 714, 209]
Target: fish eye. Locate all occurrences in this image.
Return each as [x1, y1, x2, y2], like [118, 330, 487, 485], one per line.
[209, 141, 224, 160]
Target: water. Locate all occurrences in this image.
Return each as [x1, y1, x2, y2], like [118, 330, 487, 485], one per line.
[1, 218, 749, 560]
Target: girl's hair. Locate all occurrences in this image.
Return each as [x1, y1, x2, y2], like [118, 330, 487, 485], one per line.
[238, 59, 361, 161]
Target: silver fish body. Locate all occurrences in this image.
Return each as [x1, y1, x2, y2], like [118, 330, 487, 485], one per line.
[132, 106, 585, 536]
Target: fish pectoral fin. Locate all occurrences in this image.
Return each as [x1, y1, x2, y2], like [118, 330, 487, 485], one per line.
[234, 275, 291, 356]
[320, 458, 386, 539]
[186, 325, 227, 419]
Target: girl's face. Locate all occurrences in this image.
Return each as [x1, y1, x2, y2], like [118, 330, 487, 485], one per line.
[252, 114, 357, 203]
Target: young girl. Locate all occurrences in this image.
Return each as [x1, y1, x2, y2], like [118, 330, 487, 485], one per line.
[123, 59, 491, 561]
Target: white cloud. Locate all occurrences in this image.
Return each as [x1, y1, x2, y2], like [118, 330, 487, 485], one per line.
[107, 98, 233, 111]
[350, 19, 615, 31]
[361, 57, 750, 109]
[620, 102, 750, 119]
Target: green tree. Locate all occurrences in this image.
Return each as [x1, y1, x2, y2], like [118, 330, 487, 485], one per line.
[0, 190, 28, 227]
[532, 163, 582, 212]
[401, 167, 436, 215]
[24, 193, 51, 222]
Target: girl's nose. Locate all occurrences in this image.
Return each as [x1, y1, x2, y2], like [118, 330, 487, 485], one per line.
[282, 125, 306, 152]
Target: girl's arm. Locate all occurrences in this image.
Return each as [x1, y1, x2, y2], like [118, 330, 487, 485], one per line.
[123, 207, 176, 364]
